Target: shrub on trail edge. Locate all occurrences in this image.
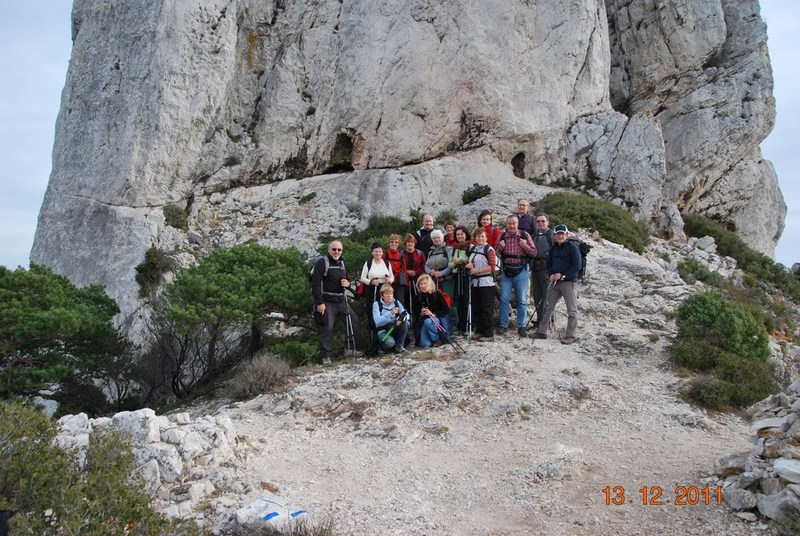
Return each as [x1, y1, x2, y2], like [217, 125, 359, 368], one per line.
[0, 401, 197, 535]
[537, 192, 650, 253]
[673, 291, 775, 409]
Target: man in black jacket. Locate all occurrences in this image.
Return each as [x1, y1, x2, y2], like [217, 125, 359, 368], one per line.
[530, 213, 555, 324]
[533, 224, 581, 344]
[312, 240, 359, 365]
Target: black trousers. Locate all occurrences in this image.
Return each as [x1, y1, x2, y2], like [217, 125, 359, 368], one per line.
[319, 299, 358, 358]
[470, 285, 495, 337]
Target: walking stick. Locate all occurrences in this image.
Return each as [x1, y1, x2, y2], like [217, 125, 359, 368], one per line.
[526, 280, 556, 330]
[343, 290, 356, 356]
[430, 316, 465, 353]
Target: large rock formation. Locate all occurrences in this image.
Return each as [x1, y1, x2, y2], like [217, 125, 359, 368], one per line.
[32, 0, 785, 317]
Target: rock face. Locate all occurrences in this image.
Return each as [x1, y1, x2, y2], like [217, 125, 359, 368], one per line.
[32, 0, 785, 317]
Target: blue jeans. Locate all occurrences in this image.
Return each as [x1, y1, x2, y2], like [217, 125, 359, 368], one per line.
[499, 265, 530, 329]
[419, 316, 451, 347]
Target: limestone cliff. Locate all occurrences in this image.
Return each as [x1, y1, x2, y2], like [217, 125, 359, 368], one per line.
[32, 0, 785, 317]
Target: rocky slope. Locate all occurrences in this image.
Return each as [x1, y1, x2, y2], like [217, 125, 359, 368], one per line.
[32, 0, 785, 321]
[55, 234, 800, 535]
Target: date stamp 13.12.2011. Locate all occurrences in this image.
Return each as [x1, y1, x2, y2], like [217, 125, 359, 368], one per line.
[602, 485, 723, 506]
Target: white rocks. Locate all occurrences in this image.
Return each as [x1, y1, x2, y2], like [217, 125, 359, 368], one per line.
[774, 459, 800, 485]
[718, 385, 800, 532]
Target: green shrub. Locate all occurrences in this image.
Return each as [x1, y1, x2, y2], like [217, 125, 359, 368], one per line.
[271, 338, 320, 367]
[135, 245, 176, 297]
[436, 209, 458, 225]
[0, 265, 123, 401]
[163, 203, 188, 230]
[682, 213, 800, 300]
[0, 401, 195, 535]
[673, 291, 774, 408]
[461, 183, 491, 204]
[231, 352, 290, 400]
[676, 258, 725, 287]
[537, 192, 650, 253]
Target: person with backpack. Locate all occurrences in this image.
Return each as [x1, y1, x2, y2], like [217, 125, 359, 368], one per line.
[533, 224, 581, 344]
[415, 214, 435, 256]
[496, 214, 537, 338]
[466, 227, 497, 341]
[475, 210, 502, 247]
[516, 198, 536, 238]
[413, 274, 451, 348]
[384, 234, 404, 299]
[312, 240, 359, 366]
[372, 284, 409, 354]
[449, 226, 472, 336]
[425, 230, 456, 327]
[360, 242, 394, 339]
[398, 233, 426, 308]
[530, 213, 555, 325]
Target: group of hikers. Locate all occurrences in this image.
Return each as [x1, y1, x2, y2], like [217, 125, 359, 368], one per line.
[310, 198, 584, 366]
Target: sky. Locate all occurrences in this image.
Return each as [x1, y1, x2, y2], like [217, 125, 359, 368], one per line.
[0, 1, 797, 270]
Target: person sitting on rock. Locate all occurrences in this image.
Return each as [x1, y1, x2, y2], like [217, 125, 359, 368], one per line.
[413, 274, 451, 348]
[372, 284, 409, 354]
[534, 224, 581, 345]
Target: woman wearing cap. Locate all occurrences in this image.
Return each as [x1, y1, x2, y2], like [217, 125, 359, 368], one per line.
[534, 224, 581, 345]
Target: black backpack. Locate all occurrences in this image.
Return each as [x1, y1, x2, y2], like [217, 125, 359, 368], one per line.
[567, 237, 592, 281]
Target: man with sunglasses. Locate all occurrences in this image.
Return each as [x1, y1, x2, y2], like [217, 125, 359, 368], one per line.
[530, 213, 555, 326]
[312, 240, 359, 365]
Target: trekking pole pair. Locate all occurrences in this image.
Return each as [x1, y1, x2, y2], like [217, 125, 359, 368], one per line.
[429, 315, 465, 353]
[526, 280, 557, 331]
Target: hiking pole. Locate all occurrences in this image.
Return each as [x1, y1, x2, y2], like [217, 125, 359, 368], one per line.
[343, 289, 356, 357]
[466, 273, 473, 339]
[526, 280, 556, 330]
[430, 316, 465, 353]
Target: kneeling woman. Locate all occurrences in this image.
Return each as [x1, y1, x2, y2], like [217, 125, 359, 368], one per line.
[372, 284, 409, 353]
[414, 274, 451, 347]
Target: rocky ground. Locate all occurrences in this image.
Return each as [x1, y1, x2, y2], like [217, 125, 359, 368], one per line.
[188, 237, 781, 535]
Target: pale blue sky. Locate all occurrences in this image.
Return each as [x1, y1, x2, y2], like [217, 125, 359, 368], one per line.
[0, 1, 797, 269]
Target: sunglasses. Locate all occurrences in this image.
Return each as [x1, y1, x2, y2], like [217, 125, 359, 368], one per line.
[330, 248, 342, 252]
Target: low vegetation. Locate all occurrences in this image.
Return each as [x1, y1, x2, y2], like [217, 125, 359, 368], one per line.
[135, 245, 176, 297]
[673, 291, 775, 409]
[682, 213, 800, 300]
[0, 401, 197, 535]
[163, 203, 189, 230]
[537, 192, 651, 253]
[461, 183, 491, 205]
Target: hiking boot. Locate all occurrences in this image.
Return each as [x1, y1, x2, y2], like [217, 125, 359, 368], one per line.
[497, 327, 508, 335]
[532, 332, 547, 340]
[518, 327, 527, 338]
[322, 357, 332, 366]
[470, 333, 482, 341]
[561, 336, 578, 345]
[432, 340, 444, 347]
[394, 345, 406, 354]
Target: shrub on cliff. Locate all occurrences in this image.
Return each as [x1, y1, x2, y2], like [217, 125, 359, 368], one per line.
[682, 212, 800, 300]
[673, 290, 775, 409]
[537, 192, 651, 253]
